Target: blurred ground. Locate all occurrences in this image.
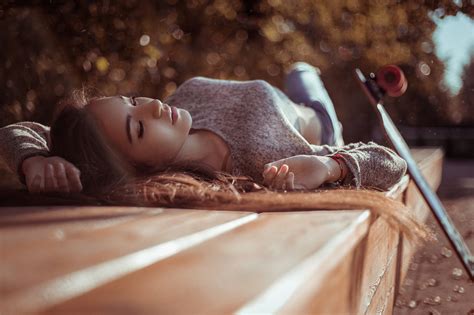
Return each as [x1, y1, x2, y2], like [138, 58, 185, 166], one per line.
[394, 158, 474, 314]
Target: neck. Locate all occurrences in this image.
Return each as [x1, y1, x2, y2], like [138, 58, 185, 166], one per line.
[174, 129, 216, 167]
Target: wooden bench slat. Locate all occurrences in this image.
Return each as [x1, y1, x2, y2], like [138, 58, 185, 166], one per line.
[0, 147, 445, 314]
[361, 147, 443, 313]
[41, 211, 370, 315]
[352, 147, 443, 314]
[359, 218, 399, 314]
[0, 206, 157, 247]
[242, 211, 371, 315]
[1, 209, 252, 300]
[399, 147, 444, 282]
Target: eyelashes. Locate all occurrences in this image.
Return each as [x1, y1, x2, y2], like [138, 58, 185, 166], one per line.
[129, 96, 143, 138]
[138, 121, 144, 138]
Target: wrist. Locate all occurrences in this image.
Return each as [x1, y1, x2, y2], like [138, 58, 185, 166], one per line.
[21, 155, 45, 174]
[325, 155, 348, 183]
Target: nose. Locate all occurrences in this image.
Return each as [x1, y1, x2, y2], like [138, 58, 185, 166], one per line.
[149, 99, 163, 119]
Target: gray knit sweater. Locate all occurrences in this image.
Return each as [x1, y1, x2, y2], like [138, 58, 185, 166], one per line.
[0, 77, 407, 191]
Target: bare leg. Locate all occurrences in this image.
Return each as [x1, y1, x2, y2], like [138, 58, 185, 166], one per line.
[290, 102, 323, 145]
[273, 86, 323, 145]
[284, 62, 344, 146]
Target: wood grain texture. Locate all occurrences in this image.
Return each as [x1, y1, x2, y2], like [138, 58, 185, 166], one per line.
[357, 217, 399, 314]
[0, 148, 444, 315]
[42, 211, 370, 315]
[399, 147, 444, 282]
[0, 206, 152, 246]
[272, 211, 370, 314]
[279, 252, 354, 314]
[1, 209, 253, 313]
[356, 147, 444, 314]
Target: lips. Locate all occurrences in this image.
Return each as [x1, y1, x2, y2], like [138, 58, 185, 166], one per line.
[171, 106, 179, 124]
[161, 104, 172, 123]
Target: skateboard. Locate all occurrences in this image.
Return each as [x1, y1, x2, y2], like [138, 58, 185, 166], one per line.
[355, 65, 474, 280]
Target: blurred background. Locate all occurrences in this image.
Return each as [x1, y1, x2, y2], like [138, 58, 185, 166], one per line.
[1, 0, 473, 156]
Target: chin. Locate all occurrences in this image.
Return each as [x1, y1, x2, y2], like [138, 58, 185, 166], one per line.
[179, 112, 191, 134]
[184, 110, 192, 128]
[185, 109, 192, 122]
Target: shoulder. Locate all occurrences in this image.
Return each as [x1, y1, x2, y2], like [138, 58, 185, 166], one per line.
[180, 77, 273, 90]
[1, 121, 50, 133]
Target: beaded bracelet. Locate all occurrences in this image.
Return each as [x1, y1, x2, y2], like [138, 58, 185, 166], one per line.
[329, 154, 345, 183]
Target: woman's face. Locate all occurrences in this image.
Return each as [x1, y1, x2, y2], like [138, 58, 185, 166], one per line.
[86, 96, 192, 168]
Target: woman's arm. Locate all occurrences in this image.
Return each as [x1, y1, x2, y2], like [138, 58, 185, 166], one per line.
[310, 141, 408, 190]
[0, 122, 82, 193]
[0, 122, 51, 182]
[262, 142, 407, 191]
[262, 155, 349, 190]
[21, 155, 82, 193]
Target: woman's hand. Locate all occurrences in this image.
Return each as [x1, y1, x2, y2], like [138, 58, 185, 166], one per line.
[21, 156, 83, 194]
[262, 155, 337, 191]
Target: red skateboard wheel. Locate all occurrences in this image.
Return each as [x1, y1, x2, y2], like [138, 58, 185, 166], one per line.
[376, 65, 407, 97]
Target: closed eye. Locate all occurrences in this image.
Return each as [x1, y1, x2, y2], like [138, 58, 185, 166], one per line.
[138, 121, 144, 139]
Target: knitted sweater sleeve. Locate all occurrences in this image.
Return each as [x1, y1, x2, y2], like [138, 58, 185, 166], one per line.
[310, 141, 407, 191]
[0, 122, 51, 182]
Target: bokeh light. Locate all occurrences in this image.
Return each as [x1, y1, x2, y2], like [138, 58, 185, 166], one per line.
[0, 0, 472, 143]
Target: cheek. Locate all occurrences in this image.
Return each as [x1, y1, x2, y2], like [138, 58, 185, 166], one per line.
[156, 127, 183, 148]
[139, 127, 184, 162]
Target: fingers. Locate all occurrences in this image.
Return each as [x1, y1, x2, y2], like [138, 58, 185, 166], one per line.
[65, 165, 83, 193]
[44, 163, 59, 192]
[30, 163, 81, 194]
[263, 165, 278, 187]
[47, 163, 83, 193]
[286, 172, 295, 191]
[28, 174, 43, 194]
[273, 164, 289, 189]
[55, 163, 70, 193]
[263, 164, 292, 190]
[22, 155, 83, 194]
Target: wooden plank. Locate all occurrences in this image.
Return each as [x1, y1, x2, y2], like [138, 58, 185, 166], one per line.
[264, 212, 371, 314]
[386, 175, 409, 202]
[1, 209, 254, 313]
[366, 246, 397, 315]
[357, 217, 399, 314]
[40, 211, 370, 315]
[363, 224, 398, 314]
[0, 147, 444, 314]
[278, 251, 354, 314]
[404, 147, 444, 222]
[386, 147, 443, 204]
[0, 206, 154, 246]
[357, 147, 443, 314]
[399, 147, 444, 282]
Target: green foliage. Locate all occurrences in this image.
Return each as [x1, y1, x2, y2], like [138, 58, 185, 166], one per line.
[0, 0, 472, 141]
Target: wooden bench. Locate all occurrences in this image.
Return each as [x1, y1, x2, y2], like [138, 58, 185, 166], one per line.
[0, 147, 444, 314]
